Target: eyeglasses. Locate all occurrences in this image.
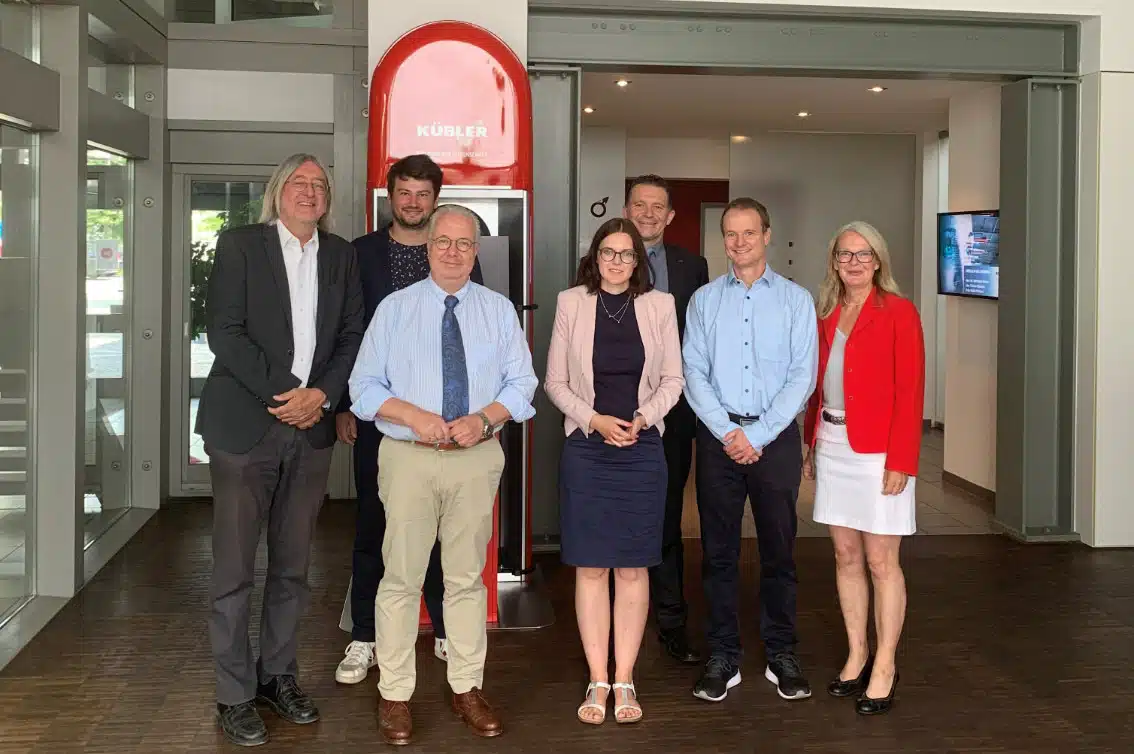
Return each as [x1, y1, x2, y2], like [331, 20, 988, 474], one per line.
[431, 236, 476, 252]
[599, 247, 636, 264]
[836, 250, 875, 264]
[288, 178, 328, 195]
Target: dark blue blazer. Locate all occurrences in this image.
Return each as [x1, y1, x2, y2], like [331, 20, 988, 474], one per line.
[337, 225, 484, 413]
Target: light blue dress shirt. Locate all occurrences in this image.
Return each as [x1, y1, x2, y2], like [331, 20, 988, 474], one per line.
[348, 277, 538, 441]
[682, 265, 818, 449]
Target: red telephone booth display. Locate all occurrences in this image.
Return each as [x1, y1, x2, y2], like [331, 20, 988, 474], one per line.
[368, 21, 536, 627]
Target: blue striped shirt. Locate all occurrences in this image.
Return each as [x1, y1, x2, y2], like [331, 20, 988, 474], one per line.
[348, 277, 538, 441]
[682, 266, 818, 449]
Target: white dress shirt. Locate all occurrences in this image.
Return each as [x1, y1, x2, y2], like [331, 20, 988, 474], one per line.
[276, 220, 319, 386]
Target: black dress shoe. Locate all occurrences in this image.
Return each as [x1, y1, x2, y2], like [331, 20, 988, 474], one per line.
[828, 655, 874, 697]
[217, 701, 268, 747]
[659, 630, 702, 665]
[856, 670, 899, 715]
[256, 675, 320, 725]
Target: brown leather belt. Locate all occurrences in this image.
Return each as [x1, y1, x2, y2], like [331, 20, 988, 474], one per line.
[412, 435, 494, 451]
[821, 410, 846, 425]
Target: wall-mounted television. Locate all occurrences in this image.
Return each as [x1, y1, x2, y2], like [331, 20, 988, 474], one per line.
[937, 210, 1000, 300]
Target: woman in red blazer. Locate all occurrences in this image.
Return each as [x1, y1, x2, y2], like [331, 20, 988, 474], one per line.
[802, 220, 925, 716]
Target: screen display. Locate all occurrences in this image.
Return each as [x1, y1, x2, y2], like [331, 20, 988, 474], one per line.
[937, 210, 999, 299]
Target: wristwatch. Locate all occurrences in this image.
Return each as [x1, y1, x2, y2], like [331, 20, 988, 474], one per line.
[476, 411, 493, 439]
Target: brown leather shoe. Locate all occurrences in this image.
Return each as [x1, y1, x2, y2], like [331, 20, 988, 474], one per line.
[377, 698, 412, 746]
[451, 688, 503, 737]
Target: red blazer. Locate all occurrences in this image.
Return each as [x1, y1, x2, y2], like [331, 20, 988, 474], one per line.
[803, 289, 926, 476]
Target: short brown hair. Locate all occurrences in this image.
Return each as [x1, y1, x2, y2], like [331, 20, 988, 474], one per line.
[386, 154, 443, 196]
[721, 197, 771, 234]
[625, 174, 671, 206]
[575, 218, 653, 296]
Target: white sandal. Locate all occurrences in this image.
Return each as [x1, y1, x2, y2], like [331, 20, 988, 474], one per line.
[576, 681, 610, 725]
[612, 682, 643, 724]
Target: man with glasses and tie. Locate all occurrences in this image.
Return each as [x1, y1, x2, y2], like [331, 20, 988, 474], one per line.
[347, 203, 537, 745]
[622, 175, 710, 665]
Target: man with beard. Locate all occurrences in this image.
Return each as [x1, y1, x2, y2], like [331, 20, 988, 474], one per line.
[333, 154, 484, 685]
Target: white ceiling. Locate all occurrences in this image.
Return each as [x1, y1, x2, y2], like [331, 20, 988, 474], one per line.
[580, 72, 999, 136]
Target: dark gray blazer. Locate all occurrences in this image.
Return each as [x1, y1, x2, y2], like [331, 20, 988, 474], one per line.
[195, 223, 365, 455]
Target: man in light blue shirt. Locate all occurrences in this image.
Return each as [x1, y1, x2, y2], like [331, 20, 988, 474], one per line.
[682, 197, 818, 705]
[348, 204, 536, 745]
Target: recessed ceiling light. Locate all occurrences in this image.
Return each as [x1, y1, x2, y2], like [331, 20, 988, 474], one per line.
[583, 106, 595, 114]
[797, 111, 810, 118]
[869, 86, 888, 93]
[730, 135, 750, 144]
[615, 79, 630, 87]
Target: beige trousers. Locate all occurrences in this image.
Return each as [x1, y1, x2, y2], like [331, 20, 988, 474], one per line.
[374, 437, 505, 701]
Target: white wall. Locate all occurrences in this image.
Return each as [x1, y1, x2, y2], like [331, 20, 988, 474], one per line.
[166, 70, 334, 123]
[625, 137, 730, 180]
[943, 85, 1001, 493]
[729, 132, 918, 300]
[914, 131, 948, 423]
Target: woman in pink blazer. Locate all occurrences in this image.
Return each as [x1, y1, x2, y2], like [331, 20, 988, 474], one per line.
[545, 217, 685, 725]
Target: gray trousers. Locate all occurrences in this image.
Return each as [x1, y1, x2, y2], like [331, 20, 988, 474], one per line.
[207, 422, 334, 706]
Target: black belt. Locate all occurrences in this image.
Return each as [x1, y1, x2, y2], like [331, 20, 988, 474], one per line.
[821, 410, 846, 425]
[728, 412, 760, 427]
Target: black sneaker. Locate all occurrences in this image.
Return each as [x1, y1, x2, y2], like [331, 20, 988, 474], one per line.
[692, 656, 742, 702]
[256, 675, 320, 724]
[217, 700, 268, 747]
[765, 652, 812, 700]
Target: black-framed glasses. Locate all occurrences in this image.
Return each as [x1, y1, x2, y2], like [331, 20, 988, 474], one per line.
[431, 236, 476, 252]
[599, 247, 636, 264]
[836, 250, 875, 264]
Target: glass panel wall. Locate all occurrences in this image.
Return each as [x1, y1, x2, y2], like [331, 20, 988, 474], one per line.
[0, 2, 37, 61]
[87, 23, 135, 107]
[0, 125, 37, 619]
[172, 0, 331, 26]
[84, 147, 132, 546]
[186, 179, 265, 470]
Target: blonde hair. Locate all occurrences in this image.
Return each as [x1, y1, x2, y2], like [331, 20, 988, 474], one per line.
[817, 221, 902, 318]
[260, 153, 334, 232]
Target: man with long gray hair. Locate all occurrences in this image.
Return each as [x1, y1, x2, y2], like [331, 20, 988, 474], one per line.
[196, 153, 364, 746]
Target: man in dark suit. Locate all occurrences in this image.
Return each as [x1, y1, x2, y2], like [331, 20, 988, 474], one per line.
[624, 174, 710, 664]
[332, 154, 484, 686]
[198, 153, 364, 747]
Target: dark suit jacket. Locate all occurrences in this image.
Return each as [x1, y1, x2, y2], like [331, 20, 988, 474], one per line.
[196, 223, 365, 454]
[660, 242, 710, 422]
[335, 224, 484, 414]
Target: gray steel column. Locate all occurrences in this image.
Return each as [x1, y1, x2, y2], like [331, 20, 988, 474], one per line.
[996, 78, 1078, 540]
[35, 6, 88, 597]
[528, 66, 581, 544]
[129, 65, 167, 511]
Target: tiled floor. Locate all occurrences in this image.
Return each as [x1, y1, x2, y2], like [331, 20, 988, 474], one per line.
[681, 426, 995, 539]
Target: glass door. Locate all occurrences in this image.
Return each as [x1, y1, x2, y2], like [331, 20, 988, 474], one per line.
[84, 148, 132, 544]
[180, 177, 267, 489]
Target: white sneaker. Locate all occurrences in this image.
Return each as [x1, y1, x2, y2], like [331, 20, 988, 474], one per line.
[335, 640, 377, 684]
[434, 638, 448, 662]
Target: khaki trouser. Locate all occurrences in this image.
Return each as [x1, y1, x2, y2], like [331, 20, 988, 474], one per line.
[375, 437, 505, 701]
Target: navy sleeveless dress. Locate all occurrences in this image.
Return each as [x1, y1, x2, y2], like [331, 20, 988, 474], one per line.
[558, 291, 667, 568]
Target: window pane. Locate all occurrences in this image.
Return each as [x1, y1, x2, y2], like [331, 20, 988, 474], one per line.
[0, 125, 37, 618]
[187, 180, 265, 467]
[84, 147, 132, 549]
[172, 0, 331, 25]
[0, 3, 36, 62]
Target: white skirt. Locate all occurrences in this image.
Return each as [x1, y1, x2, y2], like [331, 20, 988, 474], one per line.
[813, 408, 916, 536]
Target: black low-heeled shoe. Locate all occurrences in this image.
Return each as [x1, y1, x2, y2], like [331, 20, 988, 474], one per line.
[827, 655, 873, 698]
[856, 670, 898, 715]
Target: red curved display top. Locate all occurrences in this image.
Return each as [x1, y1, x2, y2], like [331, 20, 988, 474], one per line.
[368, 21, 533, 191]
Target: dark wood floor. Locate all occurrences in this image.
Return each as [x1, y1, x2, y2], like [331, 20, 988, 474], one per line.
[1, 502, 1133, 753]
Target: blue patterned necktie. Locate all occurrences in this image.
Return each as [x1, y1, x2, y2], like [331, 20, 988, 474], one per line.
[441, 295, 469, 422]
